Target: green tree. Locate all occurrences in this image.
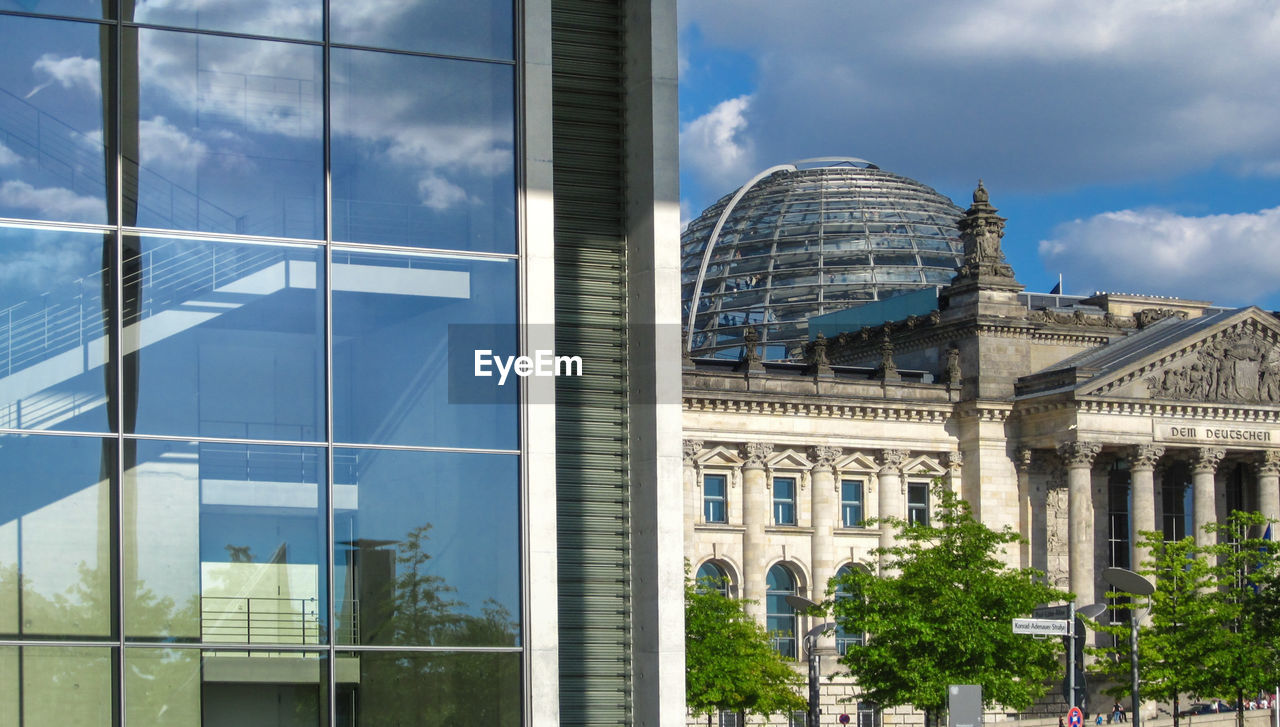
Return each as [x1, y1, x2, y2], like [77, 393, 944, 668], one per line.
[831, 486, 1067, 724]
[685, 574, 805, 723]
[1088, 533, 1217, 727]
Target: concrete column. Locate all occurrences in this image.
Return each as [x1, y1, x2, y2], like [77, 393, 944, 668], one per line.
[682, 440, 702, 561]
[1015, 448, 1033, 569]
[1058, 441, 1101, 605]
[740, 442, 772, 621]
[1192, 447, 1225, 548]
[1129, 445, 1164, 571]
[876, 449, 909, 571]
[1259, 450, 1280, 527]
[809, 446, 841, 600]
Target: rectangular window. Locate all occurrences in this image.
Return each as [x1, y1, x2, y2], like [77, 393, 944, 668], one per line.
[773, 477, 797, 526]
[906, 482, 930, 527]
[841, 479, 864, 527]
[703, 474, 727, 524]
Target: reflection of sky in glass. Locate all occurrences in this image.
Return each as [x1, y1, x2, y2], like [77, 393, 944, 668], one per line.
[0, 0, 106, 20]
[0, 15, 108, 224]
[332, 0, 513, 60]
[333, 448, 520, 647]
[331, 49, 515, 252]
[126, 236, 325, 440]
[0, 225, 112, 433]
[132, 29, 323, 238]
[332, 249, 517, 449]
[132, 0, 321, 41]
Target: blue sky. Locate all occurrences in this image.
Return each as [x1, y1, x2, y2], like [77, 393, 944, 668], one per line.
[678, 1, 1280, 308]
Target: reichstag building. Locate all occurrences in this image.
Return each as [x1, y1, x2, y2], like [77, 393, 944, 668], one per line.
[682, 159, 1278, 725]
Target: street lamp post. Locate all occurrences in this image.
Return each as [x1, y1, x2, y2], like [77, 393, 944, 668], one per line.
[787, 594, 834, 727]
[1102, 567, 1155, 727]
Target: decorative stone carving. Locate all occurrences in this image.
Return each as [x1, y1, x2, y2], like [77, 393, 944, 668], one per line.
[944, 450, 964, 470]
[1056, 441, 1101, 469]
[806, 332, 834, 377]
[809, 445, 842, 473]
[740, 442, 773, 470]
[1027, 309, 1133, 328]
[1129, 444, 1165, 471]
[878, 449, 909, 474]
[1135, 308, 1189, 328]
[682, 439, 703, 465]
[1258, 450, 1280, 476]
[737, 326, 765, 374]
[946, 346, 962, 389]
[681, 328, 695, 370]
[877, 328, 900, 382]
[1015, 447, 1033, 473]
[953, 181, 1016, 281]
[1192, 447, 1225, 474]
[1145, 328, 1280, 403]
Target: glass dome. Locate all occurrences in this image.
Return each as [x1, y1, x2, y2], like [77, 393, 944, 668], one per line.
[682, 159, 964, 360]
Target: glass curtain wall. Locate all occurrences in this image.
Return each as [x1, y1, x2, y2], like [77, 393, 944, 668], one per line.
[0, 1, 521, 724]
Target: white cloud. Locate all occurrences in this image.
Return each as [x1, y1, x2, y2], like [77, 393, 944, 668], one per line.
[680, 94, 756, 201]
[0, 239, 97, 296]
[0, 181, 104, 223]
[1038, 206, 1280, 305]
[417, 174, 470, 211]
[29, 54, 101, 98]
[0, 142, 20, 167]
[679, 0, 1280, 201]
[139, 116, 209, 172]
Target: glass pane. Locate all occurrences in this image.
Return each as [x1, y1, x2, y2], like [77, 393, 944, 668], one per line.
[336, 650, 521, 726]
[131, 29, 323, 238]
[126, 648, 328, 726]
[331, 49, 515, 252]
[0, 434, 114, 639]
[334, 448, 519, 647]
[331, 249, 517, 449]
[125, 440, 328, 644]
[0, 15, 110, 223]
[125, 236, 325, 441]
[704, 474, 725, 498]
[0, 645, 116, 726]
[132, 0, 321, 41]
[331, 0, 513, 60]
[0, 225, 113, 433]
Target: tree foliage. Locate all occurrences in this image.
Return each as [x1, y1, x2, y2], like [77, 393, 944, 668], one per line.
[831, 486, 1068, 720]
[685, 574, 806, 720]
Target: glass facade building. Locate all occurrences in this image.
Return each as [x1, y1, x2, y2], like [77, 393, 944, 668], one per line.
[681, 160, 964, 359]
[0, 0, 685, 725]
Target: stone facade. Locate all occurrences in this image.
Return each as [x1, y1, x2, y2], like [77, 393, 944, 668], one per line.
[683, 186, 1280, 727]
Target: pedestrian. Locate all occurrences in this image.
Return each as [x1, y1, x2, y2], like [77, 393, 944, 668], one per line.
[1113, 703, 1127, 723]
[1096, 713, 1105, 725]
[1059, 717, 1066, 727]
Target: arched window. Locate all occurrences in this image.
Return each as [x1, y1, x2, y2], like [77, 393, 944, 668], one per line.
[833, 564, 865, 654]
[696, 561, 730, 597]
[766, 564, 798, 658]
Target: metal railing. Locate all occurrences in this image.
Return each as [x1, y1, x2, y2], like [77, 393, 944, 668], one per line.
[201, 595, 322, 645]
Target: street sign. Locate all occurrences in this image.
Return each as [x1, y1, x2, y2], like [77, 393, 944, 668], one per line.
[1068, 707, 1084, 727]
[840, 715, 851, 725]
[1012, 618, 1071, 635]
[1033, 605, 1072, 620]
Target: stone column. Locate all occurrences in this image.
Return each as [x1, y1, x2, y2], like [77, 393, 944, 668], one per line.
[740, 442, 772, 621]
[1192, 447, 1224, 548]
[1015, 448, 1033, 568]
[1129, 445, 1164, 571]
[809, 446, 841, 600]
[1058, 442, 1101, 605]
[1259, 451, 1280, 527]
[876, 449, 909, 570]
[682, 439, 702, 560]
[945, 451, 964, 499]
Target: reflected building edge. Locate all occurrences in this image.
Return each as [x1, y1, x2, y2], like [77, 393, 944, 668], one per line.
[0, 0, 683, 724]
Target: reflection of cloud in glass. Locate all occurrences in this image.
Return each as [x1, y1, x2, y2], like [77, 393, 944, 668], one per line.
[138, 116, 208, 172]
[29, 53, 101, 99]
[418, 174, 471, 211]
[0, 141, 19, 166]
[133, 0, 320, 41]
[0, 181, 103, 223]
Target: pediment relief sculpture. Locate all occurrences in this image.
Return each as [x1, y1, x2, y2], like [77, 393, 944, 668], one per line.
[1145, 329, 1280, 404]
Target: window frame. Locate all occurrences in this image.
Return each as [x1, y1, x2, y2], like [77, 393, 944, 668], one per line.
[772, 475, 797, 526]
[702, 472, 728, 524]
[906, 480, 930, 527]
[840, 478, 865, 528]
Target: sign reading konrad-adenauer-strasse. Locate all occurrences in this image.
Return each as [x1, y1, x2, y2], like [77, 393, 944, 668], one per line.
[1011, 618, 1071, 636]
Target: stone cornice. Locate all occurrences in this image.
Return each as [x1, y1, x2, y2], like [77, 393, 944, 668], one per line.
[829, 317, 1118, 366]
[683, 394, 953, 424]
[954, 401, 1014, 422]
[1074, 398, 1280, 422]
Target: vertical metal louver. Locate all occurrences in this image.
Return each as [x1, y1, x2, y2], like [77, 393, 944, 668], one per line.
[552, 0, 634, 724]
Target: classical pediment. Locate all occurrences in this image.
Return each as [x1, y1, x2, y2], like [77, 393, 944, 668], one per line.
[1070, 308, 1280, 405]
[695, 445, 744, 467]
[833, 451, 879, 473]
[902, 454, 947, 477]
[767, 449, 813, 470]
